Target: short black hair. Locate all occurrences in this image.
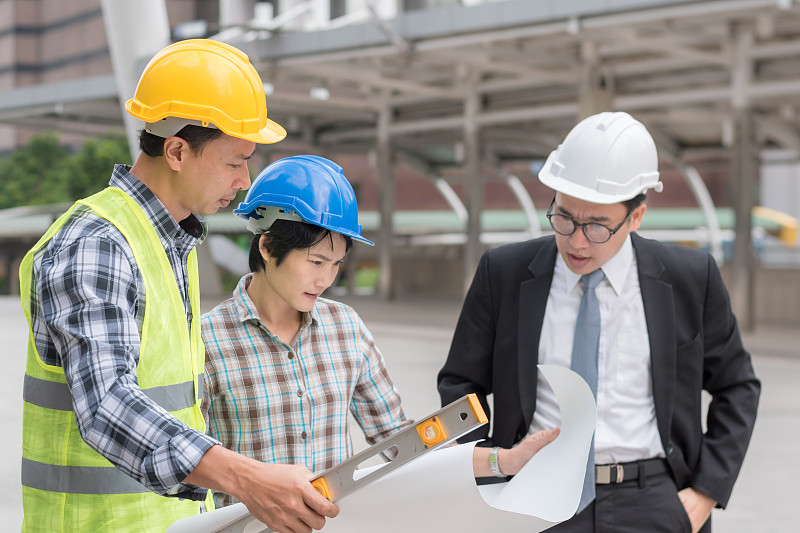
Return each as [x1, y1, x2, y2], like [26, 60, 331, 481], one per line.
[249, 219, 354, 272]
[622, 193, 647, 212]
[552, 192, 647, 211]
[138, 124, 225, 157]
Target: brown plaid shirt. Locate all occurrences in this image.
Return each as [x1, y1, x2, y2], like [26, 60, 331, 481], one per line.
[201, 274, 411, 506]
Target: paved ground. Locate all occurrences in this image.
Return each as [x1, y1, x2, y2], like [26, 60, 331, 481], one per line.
[1, 293, 797, 531]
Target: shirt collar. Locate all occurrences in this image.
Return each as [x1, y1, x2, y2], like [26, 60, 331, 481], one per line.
[109, 164, 207, 244]
[234, 273, 317, 332]
[557, 234, 633, 296]
[601, 235, 633, 296]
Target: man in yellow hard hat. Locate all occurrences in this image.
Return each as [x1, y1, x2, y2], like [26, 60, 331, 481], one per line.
[19, 39, 338, 533]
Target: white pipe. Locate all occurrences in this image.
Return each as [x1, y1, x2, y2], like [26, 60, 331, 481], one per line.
[506, 174, 541, 238]
[100, 0, 171, 162]
[434, 178, 468, 225]
[684, 164, 725, 263]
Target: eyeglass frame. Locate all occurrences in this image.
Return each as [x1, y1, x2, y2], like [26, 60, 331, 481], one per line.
[545, 197, 635, 244]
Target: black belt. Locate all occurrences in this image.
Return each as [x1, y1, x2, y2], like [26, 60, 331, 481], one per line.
[595, 458, 668, 485]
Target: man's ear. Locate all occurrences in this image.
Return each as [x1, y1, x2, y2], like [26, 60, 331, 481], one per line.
[629, 203, 647, 232]
[259, 233, 272, 262]
[163, 137, 189, 171]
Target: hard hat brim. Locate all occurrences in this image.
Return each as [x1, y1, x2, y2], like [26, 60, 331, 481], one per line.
[233, 118, 287, 145]
[539, 172, 634, 205]
[339, 231, 374, 246]
[125, 102, 287, 145]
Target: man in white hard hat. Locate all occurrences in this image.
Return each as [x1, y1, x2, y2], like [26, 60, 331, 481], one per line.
[438, 111, 760, 533]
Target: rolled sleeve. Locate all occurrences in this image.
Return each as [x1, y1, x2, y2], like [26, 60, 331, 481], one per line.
[352, 318, 413, 445]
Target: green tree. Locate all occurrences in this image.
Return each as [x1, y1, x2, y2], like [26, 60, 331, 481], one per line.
[58, 135, 132, 200]
[0, 132, 130, 209]
[0, 133, 69, 209]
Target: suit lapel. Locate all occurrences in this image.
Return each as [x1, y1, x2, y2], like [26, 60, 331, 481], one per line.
[632, 233, 676, 448]
[518, 238, 557, 427]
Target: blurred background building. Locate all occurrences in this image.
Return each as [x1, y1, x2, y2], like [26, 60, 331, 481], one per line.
[2, 0, 800, 327]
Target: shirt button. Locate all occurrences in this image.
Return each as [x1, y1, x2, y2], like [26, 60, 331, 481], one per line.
[297, 390, 303, 397]
[301, 431, 308, 439]
[288, 352, 294, 359]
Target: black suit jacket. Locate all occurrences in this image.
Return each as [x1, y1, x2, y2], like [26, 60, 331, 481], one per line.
[438, 233, 760, 507]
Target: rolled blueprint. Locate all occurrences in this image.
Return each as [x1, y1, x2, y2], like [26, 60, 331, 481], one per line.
[168, 364, 596, 533]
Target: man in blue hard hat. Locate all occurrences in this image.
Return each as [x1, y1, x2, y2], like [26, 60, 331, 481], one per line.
[201, 155, 561, 508]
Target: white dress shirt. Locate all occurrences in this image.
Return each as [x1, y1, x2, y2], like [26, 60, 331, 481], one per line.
[530, 235, 665, 464]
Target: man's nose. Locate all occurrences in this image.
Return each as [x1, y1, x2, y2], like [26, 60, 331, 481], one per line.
[569, 225, 591, 246]
[236, 167, 252, 190]
[323, 265, 339, 288]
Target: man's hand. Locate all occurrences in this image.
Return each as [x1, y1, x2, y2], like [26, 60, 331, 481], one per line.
[498, 428, 560, 476]
[235, 461, 339, 533]
[472, 428, 560, 477]
[678, 487, 716, 533]
[185, 445, 339, 533]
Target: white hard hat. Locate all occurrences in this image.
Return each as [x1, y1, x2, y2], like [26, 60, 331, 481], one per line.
[538, 111, 663, 204]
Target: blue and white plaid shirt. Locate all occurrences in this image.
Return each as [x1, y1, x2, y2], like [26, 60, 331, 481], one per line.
[202, 273, 412, 507]
[28, 164, 218, 500]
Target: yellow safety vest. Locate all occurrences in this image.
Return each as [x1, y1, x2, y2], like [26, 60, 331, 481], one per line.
[19, 187, 212, 532]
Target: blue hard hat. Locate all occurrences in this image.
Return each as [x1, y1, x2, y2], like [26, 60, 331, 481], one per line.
[234, 155, 374, 245]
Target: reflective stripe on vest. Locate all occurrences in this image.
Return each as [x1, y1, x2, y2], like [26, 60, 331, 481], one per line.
[23, 374, 205, 412]
[22, 457, 151, 495]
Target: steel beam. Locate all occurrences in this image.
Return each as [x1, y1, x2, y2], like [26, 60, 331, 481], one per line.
[463, 71, 482, 292]
[730, 27, 757, 331]
[376, 93, 395, 301]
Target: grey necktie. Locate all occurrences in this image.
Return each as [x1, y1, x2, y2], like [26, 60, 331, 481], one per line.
[571, 269, 604, 514]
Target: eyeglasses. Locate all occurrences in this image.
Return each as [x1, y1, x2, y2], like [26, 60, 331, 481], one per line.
[546, 198, 634, 244]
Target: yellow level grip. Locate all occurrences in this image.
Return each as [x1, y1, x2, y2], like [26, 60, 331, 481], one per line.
[416, 416, 447, 447]
[312, 478, 332, 500]
[467, 393, 488, 425]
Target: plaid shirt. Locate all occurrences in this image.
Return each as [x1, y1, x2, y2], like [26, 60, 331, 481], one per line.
[28, 164, 218, 499]
[202, 273, 412, 507]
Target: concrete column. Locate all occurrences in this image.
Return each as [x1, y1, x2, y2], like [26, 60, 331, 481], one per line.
[220, 0, 256, 27]
[195, 240, 224, 300]
[730, 108, 758, 331]
[376, 94, 395, 300]
[577, 41, 611, 119]
[312, 0, 331, 28]
[729, 25, 757, 331]
[100, 0, 171, 162]
[463, 73, 482, 292]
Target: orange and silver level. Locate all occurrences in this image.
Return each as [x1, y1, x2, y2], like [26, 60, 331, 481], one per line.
[167, 394, 487, 533]
[311, 392, 487, 502]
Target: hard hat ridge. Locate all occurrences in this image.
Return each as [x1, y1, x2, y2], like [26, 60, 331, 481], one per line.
[538, 111, 662, 204]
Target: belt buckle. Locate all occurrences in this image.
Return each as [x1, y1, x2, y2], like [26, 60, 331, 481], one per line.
[596, 464, 625, 484]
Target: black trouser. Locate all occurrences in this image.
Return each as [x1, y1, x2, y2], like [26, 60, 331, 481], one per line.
[548, 472, 711, 533]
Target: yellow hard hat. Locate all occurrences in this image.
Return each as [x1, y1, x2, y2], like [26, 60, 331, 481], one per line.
[125, 39, 286, 144]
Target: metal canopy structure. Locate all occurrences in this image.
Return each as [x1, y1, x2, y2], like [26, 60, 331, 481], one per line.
[4, 0, 800, 322]
[246, 0, 800, 155]
[231, 0, 800, 323]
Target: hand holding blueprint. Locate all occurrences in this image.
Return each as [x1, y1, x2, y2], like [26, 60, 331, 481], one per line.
[168, 364, 597, 533]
